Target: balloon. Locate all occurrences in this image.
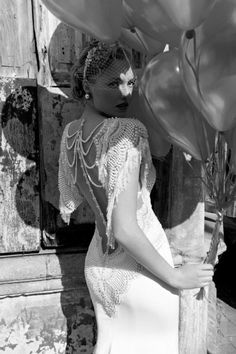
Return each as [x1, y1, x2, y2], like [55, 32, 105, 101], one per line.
[119, 28, 165, 57]
[41, 0, 122, 42]
[122, 0, 182, 47]
[158, 0, 217, 30]
[180, 0, 236, 131]
[127, 86, 171, 158]
[140, 49, 215, 161]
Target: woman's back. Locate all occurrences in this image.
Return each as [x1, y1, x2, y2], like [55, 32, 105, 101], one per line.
[59, 116, 156, 254]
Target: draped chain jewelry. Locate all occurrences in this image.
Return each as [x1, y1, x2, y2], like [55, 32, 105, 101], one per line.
[65, 118, 105, 188]
[64, 119, 108, 235]
[78, 118, 105, 188]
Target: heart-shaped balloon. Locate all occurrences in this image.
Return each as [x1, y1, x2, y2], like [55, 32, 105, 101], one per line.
[180, 0, 236, 131]
[119, 28, 165, 57]
[122, 0, 182, 47]
[140, 49, 215, 161]
[158, 0, 217, 30]
[41, 0, 122, 42]
[127, 86, 171, 158]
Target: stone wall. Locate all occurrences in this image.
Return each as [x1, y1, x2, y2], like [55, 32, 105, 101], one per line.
[0, 251, 96, 353]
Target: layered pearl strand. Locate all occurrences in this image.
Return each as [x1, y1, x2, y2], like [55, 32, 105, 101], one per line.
[78, 117, 105, 188]
[65, 117, 116, 254]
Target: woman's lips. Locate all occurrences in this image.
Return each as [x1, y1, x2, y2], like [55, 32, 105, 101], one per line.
[116, 102, 129, 110]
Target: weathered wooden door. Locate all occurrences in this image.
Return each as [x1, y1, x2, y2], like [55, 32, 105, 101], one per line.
[0, 0, 40, 254]
[0, 0, 95, 255]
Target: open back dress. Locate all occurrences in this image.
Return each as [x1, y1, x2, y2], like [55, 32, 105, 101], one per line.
[58, 117, 179, 354]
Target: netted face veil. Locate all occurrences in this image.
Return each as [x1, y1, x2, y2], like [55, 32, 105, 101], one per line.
[71, 40, 137, 101]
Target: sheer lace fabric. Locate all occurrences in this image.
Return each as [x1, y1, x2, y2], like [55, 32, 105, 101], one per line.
[58, 131, 84, 224]
[58, 117, 158, 315]
[58, 117, 156, 247]
[95, 117, 155, 249]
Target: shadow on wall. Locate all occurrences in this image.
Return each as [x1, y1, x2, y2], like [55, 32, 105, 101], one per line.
[0, 82, 41, 253]
[0, 80, 96, 352]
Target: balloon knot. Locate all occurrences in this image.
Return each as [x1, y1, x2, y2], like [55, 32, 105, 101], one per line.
[185, 30, 195, 39]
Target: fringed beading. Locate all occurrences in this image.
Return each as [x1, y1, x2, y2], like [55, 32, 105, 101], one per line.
[58, 124, 84, 224]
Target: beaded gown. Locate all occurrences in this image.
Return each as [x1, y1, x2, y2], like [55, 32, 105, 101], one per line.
[58, 117, 179, 354]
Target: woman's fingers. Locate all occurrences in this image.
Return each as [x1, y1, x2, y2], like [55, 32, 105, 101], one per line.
[199, 264, 214, 277]
[197, 264, 214, 285]
[200, 282, 212, 288]
[200, 270, 214, 277]
[200, 276, 213, 282]
[201, 264, 214, 271]
[177, 263, 214, 289]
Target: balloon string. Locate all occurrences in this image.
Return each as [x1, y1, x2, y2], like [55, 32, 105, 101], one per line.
[224, 156, 236, 207]
[184, 31, 204, 102]
[218, 133, 226, 203]
[196, 209, 223, 300]
[204, 210, 223, 265]
[191, 110, 209, 162]
[201, 132, 235, 216]
[200, 115, 211, 161]
[133, 28, 148, 54]
[203, 137, 220, 210]
[138, 82, 173, 146]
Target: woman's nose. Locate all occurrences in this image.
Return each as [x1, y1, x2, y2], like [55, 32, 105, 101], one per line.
[119, 84, 133, 97]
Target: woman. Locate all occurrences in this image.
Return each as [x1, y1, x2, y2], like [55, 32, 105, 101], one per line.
[58, 40, 213, 354]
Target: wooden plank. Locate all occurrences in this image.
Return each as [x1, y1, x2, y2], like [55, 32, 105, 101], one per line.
[166, 148, 205, 265]
[0, 78, 40, 253]
[32, 0, 61, 87]
[32, 0, 86, 87]
[32, 1, 95, 248]
[165, 148, 217, 353]
[0, 0, 36, 78]
[0, 251, 87, 297]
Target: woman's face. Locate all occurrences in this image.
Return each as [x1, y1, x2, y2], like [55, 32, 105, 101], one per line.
[89, 59, 136, 117]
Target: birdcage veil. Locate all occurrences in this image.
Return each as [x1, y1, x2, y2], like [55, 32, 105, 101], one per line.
[71, 40, 135, 100]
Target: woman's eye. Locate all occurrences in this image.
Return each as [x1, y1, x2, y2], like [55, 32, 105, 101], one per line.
[107, 77, 137, 88]
[128, 78, 137, 86]
[108, 80, 120, 88]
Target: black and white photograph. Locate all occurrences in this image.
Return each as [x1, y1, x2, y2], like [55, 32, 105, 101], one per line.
[0, 1, 236, 353]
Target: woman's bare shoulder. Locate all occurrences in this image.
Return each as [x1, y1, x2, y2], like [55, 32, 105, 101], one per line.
[110, 117, 148, 140]
[66, 118, 83, 136]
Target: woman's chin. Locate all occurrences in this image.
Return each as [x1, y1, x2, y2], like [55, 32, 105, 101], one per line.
[115, 107, 129, 118]
[100, 108, 128, 118]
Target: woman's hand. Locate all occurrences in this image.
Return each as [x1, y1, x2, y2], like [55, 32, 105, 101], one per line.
[174, 263, 214, 290]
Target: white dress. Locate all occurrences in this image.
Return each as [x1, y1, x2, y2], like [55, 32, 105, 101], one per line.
[58, 117, 179, 354]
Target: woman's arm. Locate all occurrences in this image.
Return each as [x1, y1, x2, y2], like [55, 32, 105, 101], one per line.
[112, 165, 213, 290]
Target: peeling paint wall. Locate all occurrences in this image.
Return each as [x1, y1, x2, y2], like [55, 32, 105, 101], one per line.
[0, 78, 40, 253]
[0, 292, 95, 354]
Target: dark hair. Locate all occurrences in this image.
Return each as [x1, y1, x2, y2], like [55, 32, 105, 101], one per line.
[70, 44, 93, 100]
[71, 41, 131, 101]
